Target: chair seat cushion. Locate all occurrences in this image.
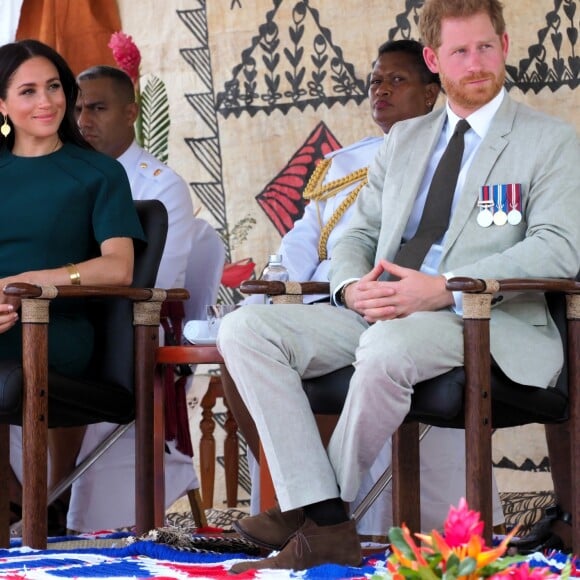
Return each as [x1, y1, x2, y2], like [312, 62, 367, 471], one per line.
[302, 365, 568, 428]
[0, 360, 134, 427]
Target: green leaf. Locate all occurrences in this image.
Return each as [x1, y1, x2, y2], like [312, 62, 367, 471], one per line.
[389, 527, 415, 559]
[140, 75, 170, 163]
[417, 565, 442, 580]
[445, 554, 460, 570]
[456, 557, 477, 576]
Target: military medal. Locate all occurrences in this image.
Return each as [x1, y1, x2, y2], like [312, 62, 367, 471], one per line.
[492, 184, 508, 226]
[477, 185, 494, 227]
[507, 183, 522, 225]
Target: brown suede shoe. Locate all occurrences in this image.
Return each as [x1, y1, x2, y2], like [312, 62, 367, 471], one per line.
[229, 517, 362, 574]
[233, 505, 305, 550]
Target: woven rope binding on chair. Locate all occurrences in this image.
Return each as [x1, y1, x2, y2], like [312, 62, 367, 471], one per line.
[134, 289, 167, 326]
[462, 279, 499, 319]
[21, 286, 58, 323]
[567, 294, 580, 319]
[272, 281, 303, 304]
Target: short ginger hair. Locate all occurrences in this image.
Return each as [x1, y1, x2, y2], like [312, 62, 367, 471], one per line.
[419, 0, 506, 49]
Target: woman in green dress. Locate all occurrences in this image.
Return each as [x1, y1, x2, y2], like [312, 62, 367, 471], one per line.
[0, 39, 145, 529]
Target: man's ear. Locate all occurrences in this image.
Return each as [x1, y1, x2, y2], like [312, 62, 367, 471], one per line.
[423, 46, 439, 73]
[501, 32, 510, 60]
[125, 102, 139, 126]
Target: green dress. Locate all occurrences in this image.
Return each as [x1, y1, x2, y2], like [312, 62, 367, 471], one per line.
[0, 143, 145, 376]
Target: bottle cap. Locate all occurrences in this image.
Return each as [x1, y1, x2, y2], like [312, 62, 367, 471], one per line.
[268, 254, 283, 264]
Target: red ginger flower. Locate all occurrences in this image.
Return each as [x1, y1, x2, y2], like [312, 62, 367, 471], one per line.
[444, 497, 485, 548]
[108, 31, 141, 84]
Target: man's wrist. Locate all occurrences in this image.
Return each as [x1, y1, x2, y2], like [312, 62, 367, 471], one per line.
[339, 281, 355, 308]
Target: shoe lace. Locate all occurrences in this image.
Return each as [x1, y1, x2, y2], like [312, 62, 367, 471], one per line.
[292, 529, 312, 558]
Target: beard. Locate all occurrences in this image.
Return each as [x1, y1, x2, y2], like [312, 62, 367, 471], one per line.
[440, 68, 505, 110]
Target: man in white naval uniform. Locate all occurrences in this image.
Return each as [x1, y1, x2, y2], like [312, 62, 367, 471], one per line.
[227, 40, 503, 537]
[58, 64, 223, 532]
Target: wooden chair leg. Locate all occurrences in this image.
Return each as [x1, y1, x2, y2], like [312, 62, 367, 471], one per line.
[200, 376, 219, 509]
[187, 488, 208, 528]
[222, 394, 239, 508]
[22, 311, 49, 549]
[392, 421, 420, 533]
[463, 309, 493, 545]
[0, 423, 9, 547]
[134, 320, 165, 535]
[567, 303, 579, 555]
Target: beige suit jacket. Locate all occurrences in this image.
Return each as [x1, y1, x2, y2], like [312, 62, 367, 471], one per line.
[330, 94, 580, 388]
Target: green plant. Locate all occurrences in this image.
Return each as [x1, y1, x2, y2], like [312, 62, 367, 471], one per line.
[140, 74, 170, 163]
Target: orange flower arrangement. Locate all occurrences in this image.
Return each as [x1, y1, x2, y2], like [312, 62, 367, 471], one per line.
[374, 499, 563, 580]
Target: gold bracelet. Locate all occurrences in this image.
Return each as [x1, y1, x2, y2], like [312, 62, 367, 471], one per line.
[65, 263, 81, 285]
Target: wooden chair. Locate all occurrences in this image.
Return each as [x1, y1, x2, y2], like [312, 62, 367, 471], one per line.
[240, 276, 579, 552]
[0, 200, 189, 548]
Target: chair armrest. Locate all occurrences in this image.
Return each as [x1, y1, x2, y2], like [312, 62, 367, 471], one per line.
[3, 282, 189, 302]
[244, 277, 579, 298]
[240, 279, 330, 296]
[446, 276, 580, 320]
[239, 276, 579, 297]
[446, 276, 580, 294]
[4, 283, 189, 327]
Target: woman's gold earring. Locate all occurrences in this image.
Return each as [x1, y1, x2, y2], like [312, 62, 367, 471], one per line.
[1, 114, 11, 137]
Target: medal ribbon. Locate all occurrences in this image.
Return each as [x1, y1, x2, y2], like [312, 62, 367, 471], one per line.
[508, 183, 521, 213]
[493, 184, 507, 215]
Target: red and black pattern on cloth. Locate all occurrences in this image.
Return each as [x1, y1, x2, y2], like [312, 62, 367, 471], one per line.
[256, 122, 341, 236]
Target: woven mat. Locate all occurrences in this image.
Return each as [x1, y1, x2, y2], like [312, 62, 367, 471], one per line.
[501, 490, 555, 533]
[166, 507, 248, 532]
[45, 536, 132, 550]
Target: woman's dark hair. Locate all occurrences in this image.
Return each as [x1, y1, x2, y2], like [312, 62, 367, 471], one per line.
[376, 39, 441, 87]
[0, 39, 91, 150]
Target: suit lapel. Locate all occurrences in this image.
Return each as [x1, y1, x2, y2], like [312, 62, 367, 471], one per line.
[443, 96, 517, 252]
[382, 110, 447, 261]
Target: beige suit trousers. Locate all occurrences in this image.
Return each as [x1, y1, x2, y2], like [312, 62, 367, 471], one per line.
[218, 303, 470, 513]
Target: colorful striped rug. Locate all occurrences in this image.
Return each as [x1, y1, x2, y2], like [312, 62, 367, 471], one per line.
[0, 531, 577, 579]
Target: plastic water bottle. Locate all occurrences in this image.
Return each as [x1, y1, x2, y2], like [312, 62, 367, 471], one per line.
[261, 254, 289, 303]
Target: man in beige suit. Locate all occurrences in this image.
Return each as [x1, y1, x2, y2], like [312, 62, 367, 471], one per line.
[218, 0, 580, 573]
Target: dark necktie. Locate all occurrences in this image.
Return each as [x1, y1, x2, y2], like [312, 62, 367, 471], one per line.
[394, 119, 471, 270]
